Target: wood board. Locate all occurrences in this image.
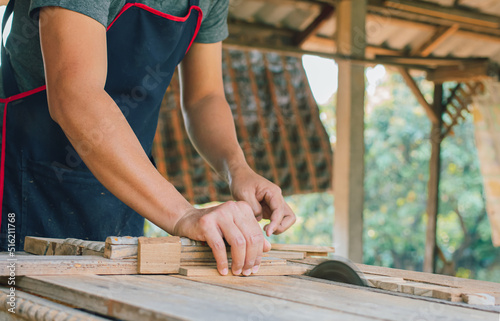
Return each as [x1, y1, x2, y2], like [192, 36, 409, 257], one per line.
[291, 258, 500, 306]
[11, 274, 352, 321]
[0, 286, 109, 321]
[179, 262, 310, 277]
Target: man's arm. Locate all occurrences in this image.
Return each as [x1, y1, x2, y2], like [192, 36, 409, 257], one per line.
[178, 43, 296, 236]
[39, 7, 267, 276]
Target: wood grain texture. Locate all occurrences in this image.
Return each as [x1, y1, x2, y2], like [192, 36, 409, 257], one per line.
[271, 243, 335, 253]
[137, 237, 181, 274]
[15, 274, 351, 321]
[179, 262, 311, 277]
[0, 255, 137, 276]
[178, 275, 499, 321]
[0, 286, 109, 321]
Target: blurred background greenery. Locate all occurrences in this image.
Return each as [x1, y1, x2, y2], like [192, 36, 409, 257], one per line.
[146, 66, 500, 283]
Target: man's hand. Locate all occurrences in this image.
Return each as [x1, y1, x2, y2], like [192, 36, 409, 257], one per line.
[174, 201, 271, 276]
[229, 165, 296, 236]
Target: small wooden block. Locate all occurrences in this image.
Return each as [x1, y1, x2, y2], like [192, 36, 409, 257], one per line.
[432, 288, 463, 302]
[137, 237, 181, 274]
[462, 293, 496, 306]
[179, 262, 311, 277]
[24, 237, 63, 255]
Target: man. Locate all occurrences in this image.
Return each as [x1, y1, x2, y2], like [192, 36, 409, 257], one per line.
[0, 0, 296, 276]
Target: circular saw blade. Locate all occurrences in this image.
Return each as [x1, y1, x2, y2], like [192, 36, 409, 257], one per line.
[307, 257, 367, 286]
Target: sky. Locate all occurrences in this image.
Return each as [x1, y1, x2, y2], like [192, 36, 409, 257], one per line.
[302, 54, 387, 105]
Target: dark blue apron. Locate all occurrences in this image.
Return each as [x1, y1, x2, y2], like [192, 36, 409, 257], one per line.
[0, 0, 202, 250]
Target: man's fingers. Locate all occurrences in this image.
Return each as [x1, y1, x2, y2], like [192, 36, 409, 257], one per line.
[233, 201, 264, 276]
[271, 203, 296, 235]
[215, 204, 248, 275]
[203, 225, 229, 276]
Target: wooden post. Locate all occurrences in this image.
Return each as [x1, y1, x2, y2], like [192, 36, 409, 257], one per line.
[424, 84, 443, 273]
[333, 0, 366, 262]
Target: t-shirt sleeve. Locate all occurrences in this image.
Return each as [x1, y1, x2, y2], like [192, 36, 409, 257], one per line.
[29, 0, 112, 27]
[195, 0, 229, 44]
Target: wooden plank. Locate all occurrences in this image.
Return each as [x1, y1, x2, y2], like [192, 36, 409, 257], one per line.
[25, 236, 105, 256]
[381, 0, 500, 29]
[294, 4, 335, 47]
[398, 67, 439, 124]
[16, 274, 352, 320]
[23, 237, 63, 256]
[271, 243, 335, 253]
[424, 84, 443, 273]
[0, 255, 137, 276]
[264, 250, 305, 260]
[137, 237, 181, 274]
[356, 264, 500, 294]
[0, 286, 110, 320]
[427, 61, 497, 83]
[179, 262, 311, 277]
[180, 275, 498, 320]
[411, 24, 460, 57]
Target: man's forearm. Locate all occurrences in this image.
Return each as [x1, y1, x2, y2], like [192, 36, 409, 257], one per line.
[182, 94, 251, 183]
[50, 88, 192, 234]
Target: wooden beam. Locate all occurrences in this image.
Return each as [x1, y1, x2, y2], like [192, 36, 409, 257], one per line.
[427, 61, 499, 83]
[380, 0, 500, 29]
[424, 84, 444, 273]
[411, 24, 460, 57]
[367, 5, 500, 40]
[398, 68, 439, 124]
[294, 5, 335, 47]
[333, 0, 366, 263]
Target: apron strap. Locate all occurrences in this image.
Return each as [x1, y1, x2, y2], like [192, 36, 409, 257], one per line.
[1, 0, 20, 97]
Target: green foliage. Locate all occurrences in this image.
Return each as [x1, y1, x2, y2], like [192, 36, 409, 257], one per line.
[273, 69, 500, 282]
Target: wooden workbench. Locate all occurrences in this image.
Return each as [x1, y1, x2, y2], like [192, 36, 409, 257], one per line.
[1, 258, 499, 320]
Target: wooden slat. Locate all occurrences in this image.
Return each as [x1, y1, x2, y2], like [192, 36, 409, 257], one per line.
[180, 275, 498, 320]
[382, 0, 500, 28]
[271, 243, 335, 253]
[356, 264, 500, 294]
[411, 24, 460, 57]
[15, 274, 350, 320]
[294, 5, 335, 47]
[398, 67, 439, 124]
[0, 286, 110, 321]
[179, 262, 310, 277]
[0, 255, 137, 276]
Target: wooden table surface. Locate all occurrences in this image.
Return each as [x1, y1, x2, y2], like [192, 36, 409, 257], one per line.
[2, 267, 500, 321]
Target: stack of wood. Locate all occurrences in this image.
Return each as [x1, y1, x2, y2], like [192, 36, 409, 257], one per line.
[10, 236, 335, 277]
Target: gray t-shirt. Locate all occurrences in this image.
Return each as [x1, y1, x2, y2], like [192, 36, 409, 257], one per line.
[1, 0, 229, 98]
